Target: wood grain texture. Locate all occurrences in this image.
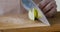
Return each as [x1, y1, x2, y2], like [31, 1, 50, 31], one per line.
[0, 12, 49, 30]
[1, 12, 60, 32]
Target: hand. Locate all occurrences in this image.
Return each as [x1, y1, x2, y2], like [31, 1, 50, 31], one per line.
[34, 0, 57, 17]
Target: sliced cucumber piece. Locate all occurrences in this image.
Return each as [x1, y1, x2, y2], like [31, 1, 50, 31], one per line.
[28, 8, 42, 21]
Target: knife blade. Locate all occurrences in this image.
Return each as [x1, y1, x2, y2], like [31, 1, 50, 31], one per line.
[21, 0, 50, 26]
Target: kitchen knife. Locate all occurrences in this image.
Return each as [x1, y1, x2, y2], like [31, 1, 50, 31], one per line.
[21, 0, 50, 26]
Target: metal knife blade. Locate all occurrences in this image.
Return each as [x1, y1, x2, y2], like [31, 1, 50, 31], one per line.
[21, 0, 50, 26]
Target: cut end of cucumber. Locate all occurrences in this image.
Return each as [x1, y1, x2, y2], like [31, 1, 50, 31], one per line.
[28, 10, 35, 21]
[28, 8, 42, 21]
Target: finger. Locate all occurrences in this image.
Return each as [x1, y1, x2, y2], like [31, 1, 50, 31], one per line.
[33, 0, 42, 4]
[42, 1, 57, 13]
[45, 7, 57, 17]
[39, 0, 52, 9]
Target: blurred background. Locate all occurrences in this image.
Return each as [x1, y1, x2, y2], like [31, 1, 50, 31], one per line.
[55, 0, 60, 12]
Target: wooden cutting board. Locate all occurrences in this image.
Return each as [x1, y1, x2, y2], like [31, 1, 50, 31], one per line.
[0, 13, 60, 29]
[2, 12, 60, 32]
[0, 12, 49, 30]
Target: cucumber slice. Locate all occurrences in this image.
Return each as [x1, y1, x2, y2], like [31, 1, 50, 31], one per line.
[28, 8, 42, 21]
